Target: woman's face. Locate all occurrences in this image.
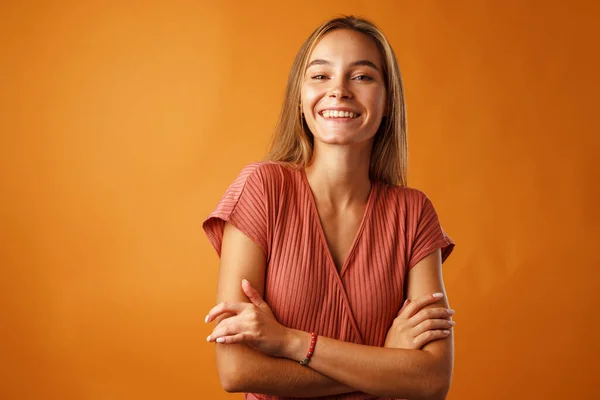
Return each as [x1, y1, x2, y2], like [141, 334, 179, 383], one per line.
[301, 29, 387, 147]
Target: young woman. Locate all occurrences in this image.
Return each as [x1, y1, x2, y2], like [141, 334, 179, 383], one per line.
[203, 16, 456, 400]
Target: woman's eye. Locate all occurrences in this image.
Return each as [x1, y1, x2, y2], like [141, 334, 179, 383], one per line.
[354, 75, 373, 81]
[311, 75, 327, 80]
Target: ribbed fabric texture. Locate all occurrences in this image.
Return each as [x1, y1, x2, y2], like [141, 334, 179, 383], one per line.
[203, 162, 455, 400]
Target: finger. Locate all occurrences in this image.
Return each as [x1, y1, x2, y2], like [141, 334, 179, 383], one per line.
[207, 318, 242, 342]
[242, 279, 267, 308]
[413, 329, 451, 348]
[205, 301, 248, 323]
[412, 319, 456, 336]
[397, 299, 411, 316]
[211, 333, 250, 345]
[402, 293, 445, 318]
[409, 307, 455, 326]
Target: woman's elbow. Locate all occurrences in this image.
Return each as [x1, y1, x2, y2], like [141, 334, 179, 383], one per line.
[216, 347, 247, 393]
[217, 363, 240, 393]
[219, 372, 242, 393]
[424, 369, 452, 400]
[403, 361, 451, 400]
[429, 384, 450, 400]
[420, 345, 453, 400]
[402, 378, 449, 400]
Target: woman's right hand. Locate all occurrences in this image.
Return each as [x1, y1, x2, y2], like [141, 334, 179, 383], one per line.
[384, 293, 455, 350]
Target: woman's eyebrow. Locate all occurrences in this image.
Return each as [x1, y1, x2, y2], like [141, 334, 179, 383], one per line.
[350, 60, 380, 71]
[306, 59, 380, 72]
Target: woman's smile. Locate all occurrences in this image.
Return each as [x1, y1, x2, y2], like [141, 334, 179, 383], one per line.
[318, 108, 361, 122]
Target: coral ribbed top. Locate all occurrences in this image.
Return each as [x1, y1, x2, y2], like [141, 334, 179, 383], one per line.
[203, 162, 455, 400]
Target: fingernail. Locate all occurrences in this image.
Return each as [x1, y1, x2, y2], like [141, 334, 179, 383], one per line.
[443, 330, 450, 334]
[433, 293, 444, 298]
[448, 321, 456, 326]
[205, 315, 210, 323]
[242, 279, 248, 285]
[447, 309, 455, 315]
[206, 335, 211, 342]
[216, 337, 225, 343]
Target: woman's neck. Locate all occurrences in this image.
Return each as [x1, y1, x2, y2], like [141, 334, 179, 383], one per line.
[304, 143, 372, 209]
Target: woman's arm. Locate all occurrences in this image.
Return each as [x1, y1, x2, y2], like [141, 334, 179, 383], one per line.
[211, 222, 356, 397]
[209, 247, 454, 400]
[282, 249, 454, 400]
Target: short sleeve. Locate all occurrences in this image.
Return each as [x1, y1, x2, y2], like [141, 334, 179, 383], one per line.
[408, 193, 455, 270]
[202, 163, 269, 258]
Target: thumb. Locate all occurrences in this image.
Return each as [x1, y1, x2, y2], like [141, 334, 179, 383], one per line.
[242, 279, 266, 308]
[398, 299, 410, 316]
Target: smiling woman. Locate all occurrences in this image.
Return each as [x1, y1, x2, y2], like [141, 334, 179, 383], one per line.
[203, 16, 455, 400]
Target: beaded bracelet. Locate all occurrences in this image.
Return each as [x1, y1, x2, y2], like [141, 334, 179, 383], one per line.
[299, 332, 317, 366]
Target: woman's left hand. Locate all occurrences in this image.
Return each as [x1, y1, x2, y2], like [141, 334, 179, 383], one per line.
[205, 279, 289, 358]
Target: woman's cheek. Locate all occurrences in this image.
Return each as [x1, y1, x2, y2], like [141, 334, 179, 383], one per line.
[301, 93, 319, 118]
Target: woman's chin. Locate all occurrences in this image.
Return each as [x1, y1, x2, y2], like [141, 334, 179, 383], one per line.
[315, 135, 356, 146]
[314, 138, 375, 150]
[313, 130, 374, 147]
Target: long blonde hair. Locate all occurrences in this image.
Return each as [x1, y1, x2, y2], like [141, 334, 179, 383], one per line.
[265, 16, 407, 186]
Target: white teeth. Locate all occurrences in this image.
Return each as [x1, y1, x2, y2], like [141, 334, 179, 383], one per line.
[321, 110, 358, 119]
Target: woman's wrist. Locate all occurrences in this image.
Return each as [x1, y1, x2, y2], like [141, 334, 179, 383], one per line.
[283, 328, 312, 361]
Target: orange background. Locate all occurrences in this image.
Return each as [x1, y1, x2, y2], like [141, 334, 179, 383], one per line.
[1, 1, 599, 399]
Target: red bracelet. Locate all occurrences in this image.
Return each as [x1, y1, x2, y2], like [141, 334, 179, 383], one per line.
[299, 332, 317, 366]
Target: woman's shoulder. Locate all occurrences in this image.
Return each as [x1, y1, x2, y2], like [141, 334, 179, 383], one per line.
[246, 160, 300, 175]
[377, 181, 429, 206]
[235, 160, 302, 190]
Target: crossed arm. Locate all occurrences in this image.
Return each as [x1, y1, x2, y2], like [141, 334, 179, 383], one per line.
[206, 222, 454, 399]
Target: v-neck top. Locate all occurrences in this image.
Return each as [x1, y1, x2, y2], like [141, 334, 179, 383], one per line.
[203, 161, 455, 400]
[300, 167, 377, 276]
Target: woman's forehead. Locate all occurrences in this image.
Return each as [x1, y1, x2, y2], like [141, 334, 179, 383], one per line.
[308, 29, 383, 68]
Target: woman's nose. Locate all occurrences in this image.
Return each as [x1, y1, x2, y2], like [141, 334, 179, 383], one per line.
[327, 78, 352, 99]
